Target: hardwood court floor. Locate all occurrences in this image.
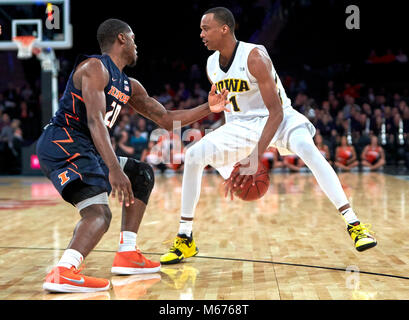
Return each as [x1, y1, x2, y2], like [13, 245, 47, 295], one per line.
[1, 170, 409, 300]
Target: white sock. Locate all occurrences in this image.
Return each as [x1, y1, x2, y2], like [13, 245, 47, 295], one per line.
[57, 249, 83, 270]
[341, 208, 360, 225]
[178, 220, 193, 237]
[118, 231, 137, 252]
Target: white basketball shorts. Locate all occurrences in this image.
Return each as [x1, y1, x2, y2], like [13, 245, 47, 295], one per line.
[199, 107, 316, 179]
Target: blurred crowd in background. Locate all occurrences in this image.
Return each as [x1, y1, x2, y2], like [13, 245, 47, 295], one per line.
[1, 0, 408, 175]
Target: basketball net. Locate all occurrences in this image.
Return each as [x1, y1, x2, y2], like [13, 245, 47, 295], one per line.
[12, 35, 39, 59]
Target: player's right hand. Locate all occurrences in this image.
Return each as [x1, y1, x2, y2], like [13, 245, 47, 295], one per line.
[209, 84, 230, 113]
[109, 167, 135, 207]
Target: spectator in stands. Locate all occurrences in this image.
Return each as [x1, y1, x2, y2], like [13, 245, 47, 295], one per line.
[134, 117, 149, 140]
[164, 83, 176, 98]
[315, 112, 335, 139]
[370, 114, 383, 137]
[114, 129, 135, 158]
[129, 128, 148, 160]
[366, 88, 376, 104]
[193, 82, 208, 100]
[366, 49, 380, 64]
[0, 117, 23, 174]
[334, 135, 359, 171]
[379, 49, 396, 64]
[283, 154, 306, 172]
[261, 146, 283, 171]
[167, 138, 184, 173]
[189, 64, 202, 82]
[396, 49, 408, 63]
[374, 94, 387, 110]
[18, 100, 35, 141]
[314, 133, 331, 165]
[8, 126, 23, 174]
[294, 91, 309, 114]
[177, 82, 190, 101]
[113, 114, 131, 137]
[361, 102, 372, 118]
[361, 135, 386, 171]
[328, 95, 340, 118]
[342, 83, 362, 99]
[342, 94, 360, 119]
[398, 100, 408, 114]
[0, 112, 10, 133]
[141, 140, 167, 173]
[402, 104, 409, 133]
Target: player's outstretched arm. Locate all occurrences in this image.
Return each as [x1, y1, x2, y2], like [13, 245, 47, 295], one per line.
[126, 78, 229, 130]
[79, 58, 134, 207]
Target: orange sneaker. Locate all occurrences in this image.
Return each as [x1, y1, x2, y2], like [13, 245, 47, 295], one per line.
[43, 266, 110, 293]
[111, 250, 161, 275]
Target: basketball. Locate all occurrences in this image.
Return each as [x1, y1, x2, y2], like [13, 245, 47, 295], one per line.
[232, 161, 270, 201]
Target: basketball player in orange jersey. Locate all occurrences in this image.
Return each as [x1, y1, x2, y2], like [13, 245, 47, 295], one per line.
[36, 18, 229, 293]
[161, 7, 376, 265]
[361, 135, 386, 171]
[334, 136, 359, 171]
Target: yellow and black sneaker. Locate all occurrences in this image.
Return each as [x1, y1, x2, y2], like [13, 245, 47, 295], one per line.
[160, 233, 198, 265]
[347, 222, 377, 252]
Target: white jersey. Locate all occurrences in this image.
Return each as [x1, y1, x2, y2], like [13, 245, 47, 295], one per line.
[206, 41, 292, 122]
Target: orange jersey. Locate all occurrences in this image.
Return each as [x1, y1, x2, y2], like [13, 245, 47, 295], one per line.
[365, 146, 382, 164]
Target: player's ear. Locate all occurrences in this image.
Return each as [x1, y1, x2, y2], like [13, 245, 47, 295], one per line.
[221, 24, 230, 35]
[117, 33, 126, 44]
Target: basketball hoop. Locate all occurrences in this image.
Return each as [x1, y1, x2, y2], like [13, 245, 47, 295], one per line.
[12, 35, 37, 59]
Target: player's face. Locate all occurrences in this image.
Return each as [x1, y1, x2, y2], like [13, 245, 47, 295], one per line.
[200, 14, 224, 51]
[124, 29, 138, 67]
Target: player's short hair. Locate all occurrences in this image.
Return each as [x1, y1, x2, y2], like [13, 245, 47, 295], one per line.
[97, 18, 130, 52]
[204, 7, 235, 33]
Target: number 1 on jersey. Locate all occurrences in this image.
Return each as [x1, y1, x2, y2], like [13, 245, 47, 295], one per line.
[229, 95, 240, 112]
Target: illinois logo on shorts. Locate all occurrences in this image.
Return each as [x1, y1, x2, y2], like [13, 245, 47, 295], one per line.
[58, 170, 70, 186]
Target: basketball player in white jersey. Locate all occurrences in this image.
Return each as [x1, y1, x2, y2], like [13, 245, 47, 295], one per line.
[160, 7, 377, 264]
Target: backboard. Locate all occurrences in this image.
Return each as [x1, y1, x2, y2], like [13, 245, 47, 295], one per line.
[0, 0, 72, 51]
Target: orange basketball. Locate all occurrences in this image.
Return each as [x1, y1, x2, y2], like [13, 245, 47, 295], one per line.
[232, 161, 270, 201]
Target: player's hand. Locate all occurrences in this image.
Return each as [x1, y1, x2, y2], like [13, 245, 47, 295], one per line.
[109, 166, 135, 207]
[208, 84, 230, 113]
[223, 178, 238, 200]
[230, 154, 260, 189]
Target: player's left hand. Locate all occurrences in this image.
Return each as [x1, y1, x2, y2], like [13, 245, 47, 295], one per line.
[208, 84, 230, 113]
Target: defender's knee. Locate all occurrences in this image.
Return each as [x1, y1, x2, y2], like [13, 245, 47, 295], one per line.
[123, 159, 155, 205]
[79, 204, 112, 232]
